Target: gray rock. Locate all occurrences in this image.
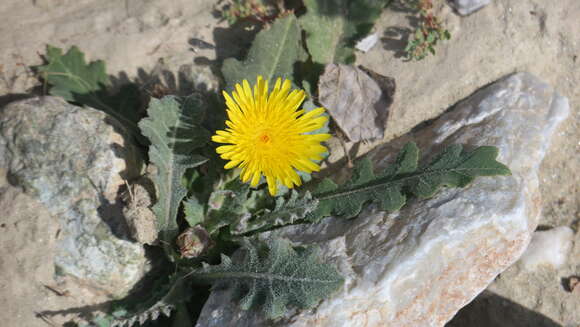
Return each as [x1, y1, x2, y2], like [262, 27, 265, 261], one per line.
[451, 0, 491, 16]
[0, 96, 147, 297]
[195, 72, 569, 327]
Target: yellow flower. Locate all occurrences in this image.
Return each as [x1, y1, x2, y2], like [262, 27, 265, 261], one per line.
[212, 76, 331, 196]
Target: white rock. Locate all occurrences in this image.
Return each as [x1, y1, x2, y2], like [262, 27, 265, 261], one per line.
[451, 0, 491, 16]
[196, 72, 569, 327]
[518, 226, 574, 270]
[355, 33, 379, 53]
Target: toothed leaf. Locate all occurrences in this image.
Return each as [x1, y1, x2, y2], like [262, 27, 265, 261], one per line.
[222, 15, 307, 89]
[108, 273, 190, 327]
[201, 179, 261, 235]
[183, 196, 204, 227]
[191, 238, 343, 319]
[232, 190, 319, 235]
[139, 95, 209, 254]
[37, 45, 143, 137]
[299, 0, 387, 64]
[309, 142, 511, 221]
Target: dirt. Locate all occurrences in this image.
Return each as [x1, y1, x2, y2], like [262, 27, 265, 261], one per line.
[0, 0, 578, 326]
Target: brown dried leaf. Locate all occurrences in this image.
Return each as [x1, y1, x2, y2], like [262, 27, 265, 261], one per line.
[318, 64, 395, 142]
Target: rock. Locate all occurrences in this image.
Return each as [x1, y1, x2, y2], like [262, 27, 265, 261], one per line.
[453, 224, 580, 326]
[195, 72, 569, 327]
[318, 64, 395, 142]
[517, 226, 574, 270]
[0, 96, 147, 297]
[0, 171, 113, 326]
[355, 33, 379, 53]
[568, 277, 580, 294]
[450, 0, 491, 16]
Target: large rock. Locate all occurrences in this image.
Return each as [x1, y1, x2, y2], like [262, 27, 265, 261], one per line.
[0, 172, 114, 327]
[195, 72, 569, 326]
[0, 96, 147, 297]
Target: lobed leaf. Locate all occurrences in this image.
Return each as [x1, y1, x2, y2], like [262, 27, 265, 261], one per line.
[299, 0, 387, 65]
[232, 190, 319, 235]
[222, 15, 307, 89]
[202, 179, 259, 235]
[37, 45, 143, 137]
[309, 142, 511, 221]
[110, 273, 190, 327]
[139, 96, 210, 254]
[191, 238, 343, 319]
[183, 196, 205, 227]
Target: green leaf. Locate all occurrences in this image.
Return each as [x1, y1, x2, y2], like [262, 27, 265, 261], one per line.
[139, 95, 210, 254]
[202, 179, 259, 235]
[183, 196, 205, 227]
[80, 271, 191, 327]
[443, 30, 451, 39]
[427, 31, 436, 43]
[108, 272, 190, 327]
[37, 45, 142, 136]
[232, 190, 319, 235]
[309, 142, 511, 221]
[222, 15, 307, 89]
[299, 0, 387, 65]
[191, 238, 343, 319]
[171, 304, 193, 327]
[409, 145, 511, 197]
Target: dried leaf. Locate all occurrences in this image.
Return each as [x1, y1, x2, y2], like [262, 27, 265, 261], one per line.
[318, 64, 395, 142]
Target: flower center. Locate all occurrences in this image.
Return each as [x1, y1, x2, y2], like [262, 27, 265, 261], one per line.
[258, 132, 271, 144]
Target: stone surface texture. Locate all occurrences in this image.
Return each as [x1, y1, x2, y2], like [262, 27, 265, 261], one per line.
[451, 0, 492, 16]
[0, 96, 146, 297]
[0, 171, 113, 327]
[451, 222, 580, 327]
[196, 73, 569, 327]
[517, 226, 574, 271]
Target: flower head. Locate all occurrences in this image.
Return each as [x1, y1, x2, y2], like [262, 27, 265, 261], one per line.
[212, 76, 331, 195]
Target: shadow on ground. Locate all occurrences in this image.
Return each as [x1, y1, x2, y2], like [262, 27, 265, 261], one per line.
[446, 291, 562, 327]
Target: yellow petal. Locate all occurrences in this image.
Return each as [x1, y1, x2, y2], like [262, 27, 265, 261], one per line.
[266, 174, 277, 196]
[224, 160, 242, 169]
[250, 171, 261, 187]
[216, 145, 235, 154]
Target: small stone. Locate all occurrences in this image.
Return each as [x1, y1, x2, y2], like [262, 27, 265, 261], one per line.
[568, 276, 580, 293]
[518, 226, 574, 270]
[450, 0, 491, 16]
[355, 33, 379, 53]
[0, 96, 147, 297]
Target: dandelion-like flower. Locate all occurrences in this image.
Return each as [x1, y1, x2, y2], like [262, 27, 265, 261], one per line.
[212, 76, 331, 196]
